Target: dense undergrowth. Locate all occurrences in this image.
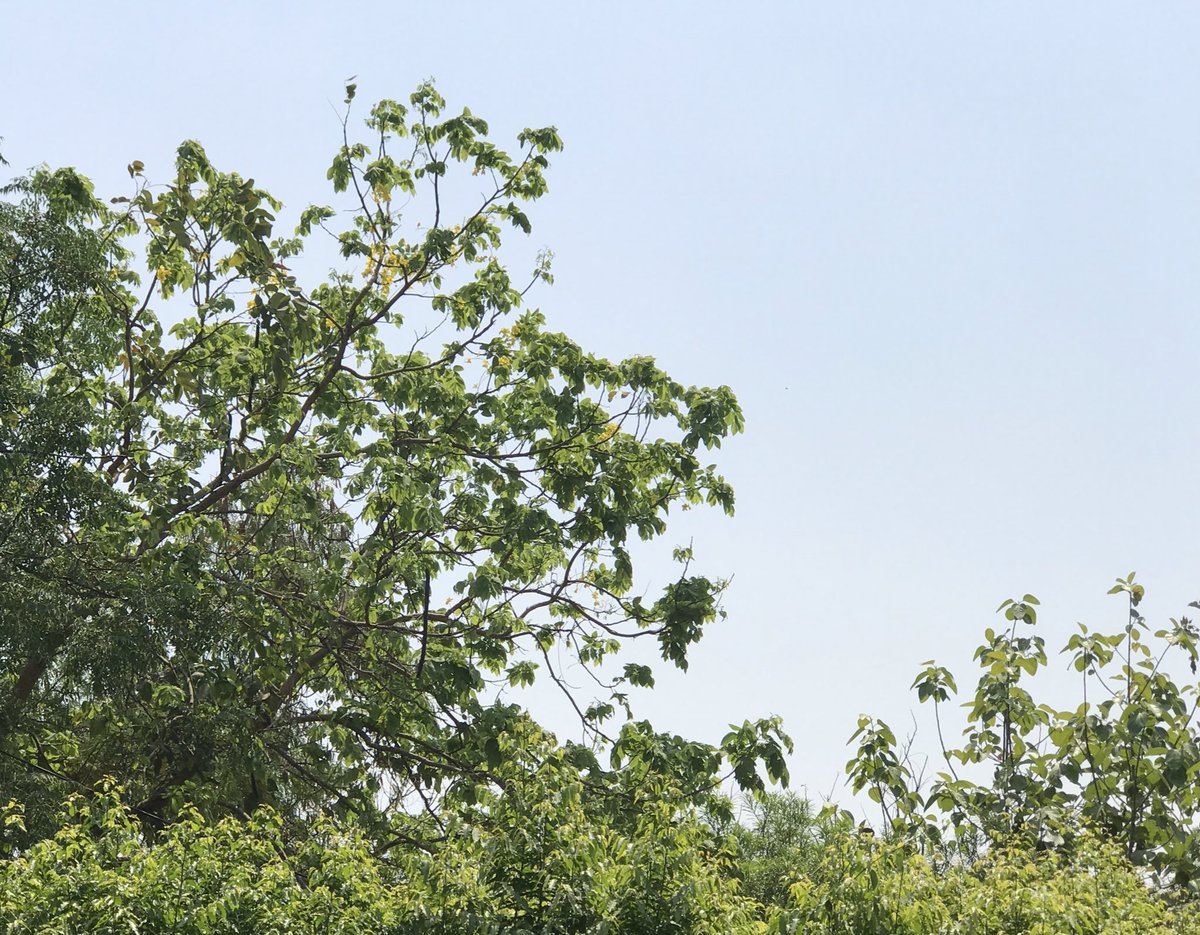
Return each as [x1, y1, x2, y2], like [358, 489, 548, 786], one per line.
[5, 789, 1200, 934]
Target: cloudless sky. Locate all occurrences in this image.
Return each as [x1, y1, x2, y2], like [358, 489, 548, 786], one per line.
[4, 2, 1199, 810]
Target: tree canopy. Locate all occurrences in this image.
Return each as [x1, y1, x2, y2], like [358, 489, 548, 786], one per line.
[0, 81, 789, 852]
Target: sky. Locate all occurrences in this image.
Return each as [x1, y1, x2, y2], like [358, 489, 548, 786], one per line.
[4, 2, 1200, 811]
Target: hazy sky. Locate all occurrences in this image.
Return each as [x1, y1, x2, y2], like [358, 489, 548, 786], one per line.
[4, 2, 1199, 809]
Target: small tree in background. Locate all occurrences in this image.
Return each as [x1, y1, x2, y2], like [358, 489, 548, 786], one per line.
[715, 791, 846, 909]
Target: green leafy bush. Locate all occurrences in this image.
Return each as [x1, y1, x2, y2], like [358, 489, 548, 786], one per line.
[770, 831, 1200, 935]
[0, 771, 762, 934]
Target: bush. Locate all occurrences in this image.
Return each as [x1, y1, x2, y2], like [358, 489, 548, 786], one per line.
[0, 778, 762, 935]
[770, 830, 1200, 935]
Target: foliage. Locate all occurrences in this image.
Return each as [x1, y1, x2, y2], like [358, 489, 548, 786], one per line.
[10, 782, 1199, 934]
[0, 763, 765, 935]
[12, 77, 1195, 932]
[0, 81, 789, 850]
[769, 829, 1200, 935]
[847, 575, 1200, 888]
[709, 792, 846, 909]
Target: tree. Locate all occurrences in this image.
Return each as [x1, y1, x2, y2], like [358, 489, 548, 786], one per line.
[848, 575, 1200, 889]
[714, 791, 844, 910]
[0, 81, 789, 850]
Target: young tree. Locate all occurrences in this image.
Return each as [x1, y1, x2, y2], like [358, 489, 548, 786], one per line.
[0, 82, 789, 848]
[849, 576, 1200, 888]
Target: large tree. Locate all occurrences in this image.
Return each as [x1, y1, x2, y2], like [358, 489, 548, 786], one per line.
[0, 82, 788, 848]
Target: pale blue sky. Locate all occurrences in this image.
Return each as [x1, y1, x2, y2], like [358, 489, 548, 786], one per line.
[5, 2, 1200, 806]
